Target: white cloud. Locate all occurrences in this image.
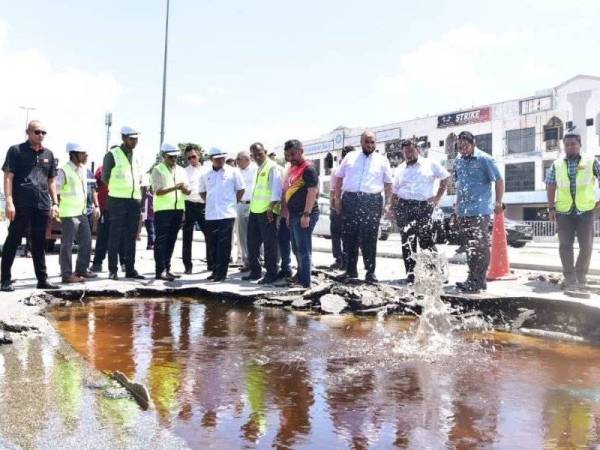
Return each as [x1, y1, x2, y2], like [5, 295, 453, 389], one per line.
[0, 20, 121, 165]
[373, 25, 555, 117]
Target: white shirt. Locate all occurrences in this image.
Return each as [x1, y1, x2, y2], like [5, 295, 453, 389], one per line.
[238, 163, 257, 202]
[336, 150, 393, 194]
[184, 164, 206, 203]
[393, 157, 450, 201]
[199, 165, 245, 220]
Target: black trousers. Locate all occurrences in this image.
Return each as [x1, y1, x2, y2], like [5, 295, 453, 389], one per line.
[154, 210, 183, 275]
[204, 218, 234, 278]
[93, 210, 125, 268]
[1, 206, 49, 283]
[458, 215, 490, 288]
[393, 199, 435, 277]
[342, 192, 382, 276]
[182, 201, 208, 271]
[330, 209, 344, 265]
[107, 197, 141, 274]
[247, 212, 279, 277]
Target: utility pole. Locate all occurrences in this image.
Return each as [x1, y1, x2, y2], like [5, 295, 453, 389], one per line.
[159, 0, 170, 149]
[104, 112, 113, 152]
[19, 106, 37, 129]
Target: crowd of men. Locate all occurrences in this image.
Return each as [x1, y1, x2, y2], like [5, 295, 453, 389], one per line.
[1, 121, 597, 295]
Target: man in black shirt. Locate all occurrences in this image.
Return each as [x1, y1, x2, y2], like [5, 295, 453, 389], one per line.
[2, 121, 59, 291]
[282, 140, 319, 288]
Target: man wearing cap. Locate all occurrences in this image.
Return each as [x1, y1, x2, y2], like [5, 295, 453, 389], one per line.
[151, 143, 190, 281]
[57, 143, 101, 283]
[243, 143, 282, 284]
[334, 131, 393, 283]
[102, 126, 145, 280]
[391, 140, 450, 284]
[182, 144, 209, 274]
[546, 133, 600, 290]
[1, 120, 60, 291]
[234, 150, 257, 272]
[453, 131, 504, 293]
[199, 147, 245, 282]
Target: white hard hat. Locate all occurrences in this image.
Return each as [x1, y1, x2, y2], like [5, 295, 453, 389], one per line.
[120, 126, 139, 137]
[208, 147, 227, 158]
[66, 142, 85, 154]
[160, 142, 179, 156]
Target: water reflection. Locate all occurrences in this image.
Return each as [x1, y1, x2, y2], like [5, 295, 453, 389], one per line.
[47, 298, 600, 449]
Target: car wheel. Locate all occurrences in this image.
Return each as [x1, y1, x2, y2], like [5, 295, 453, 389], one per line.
[509, 241, 526, 248]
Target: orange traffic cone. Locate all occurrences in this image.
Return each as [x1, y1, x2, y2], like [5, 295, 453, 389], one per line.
[487, 212, 517, 281]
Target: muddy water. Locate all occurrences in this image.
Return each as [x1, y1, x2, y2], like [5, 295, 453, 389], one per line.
[46, 297, 600, 449]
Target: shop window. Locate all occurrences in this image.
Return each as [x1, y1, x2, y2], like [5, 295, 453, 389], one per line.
[384, 139, 404, 168]
[587, 118, 594, 126]
[506, 127, 536, 154]
[439, 140, 444, 147]
[505, 162, 535, 192]
[475, 133, 492, 155]
[543, 117, 563, 151]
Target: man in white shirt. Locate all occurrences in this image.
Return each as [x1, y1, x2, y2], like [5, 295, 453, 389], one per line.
[391, 140, 450, 283]
[329, 145, 355, 269]
[199, 147, 245, 282]
[235, 150, 256, 271]
[182, 145, 209, 274]
[334, 131, 393, 282]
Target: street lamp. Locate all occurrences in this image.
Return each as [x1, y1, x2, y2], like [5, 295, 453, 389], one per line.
[159, 0, 170, 149]
[19, 106, 37, 129]
[105, 112, 113, 153]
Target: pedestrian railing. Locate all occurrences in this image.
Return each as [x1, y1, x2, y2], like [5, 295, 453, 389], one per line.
[523, 219, 600, 241]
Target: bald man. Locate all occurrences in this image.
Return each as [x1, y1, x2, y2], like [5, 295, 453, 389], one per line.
[1, 121, 59, 291]
[334, 131, 393, 283]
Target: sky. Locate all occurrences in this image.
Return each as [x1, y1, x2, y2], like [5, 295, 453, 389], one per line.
[0, 0, 599, 168]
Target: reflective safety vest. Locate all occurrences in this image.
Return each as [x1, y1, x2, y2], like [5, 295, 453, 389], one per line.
[59, 162, 86, 218]
[108, 146, 142, 200]
[250, 159, 281, 214]
[152, 162, 186, 212]
[554, 156, 597, 213]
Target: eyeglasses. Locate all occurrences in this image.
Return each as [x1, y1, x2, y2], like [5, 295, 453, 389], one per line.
[187, 155, 198, 160]
[32, 130, 47, 136]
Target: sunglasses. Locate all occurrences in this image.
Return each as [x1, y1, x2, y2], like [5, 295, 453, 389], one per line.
[32, 130, 47, 136]
[187, 155, 198, 160]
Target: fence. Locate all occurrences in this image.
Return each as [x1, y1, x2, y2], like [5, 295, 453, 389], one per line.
[523, 220, 600, 241]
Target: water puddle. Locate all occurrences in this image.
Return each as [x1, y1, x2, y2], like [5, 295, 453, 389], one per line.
[28, 296, 600, 449]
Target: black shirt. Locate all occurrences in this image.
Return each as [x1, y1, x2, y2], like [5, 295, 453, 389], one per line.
[2, 142, 57, 210]
[286, 165, 319, 215]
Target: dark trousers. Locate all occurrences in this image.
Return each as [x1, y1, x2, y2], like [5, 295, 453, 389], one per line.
[204, 218, 234, 278]
[1, 206, 49, 283]
[290, 212, 319, 287]
[107, 197, 141, 274]
[556, 211, 595, 283]
[342, 192, 383, 276]
[145, 220, 155, 247]
[154, 210, 183, 275]
[330, 210, 344, 265]
[458, 215, 490, 287]
[182, 201, 208, 271]
[278, 217, 292, 274]
[394, 199, 435, 277]
[93, 210, 125, 268]
[247, 212, 279, 277]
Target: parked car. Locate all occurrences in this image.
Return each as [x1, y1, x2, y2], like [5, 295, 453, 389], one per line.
[313, 193, 390, 240]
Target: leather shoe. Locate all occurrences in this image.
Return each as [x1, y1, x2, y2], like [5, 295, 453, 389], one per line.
[125, 271, 146, 280]
[242, 273, 261, 281]
[275, 270, 293, 280]
[37, 280, 59, 290]
[1, 281, 14, 292]
[89, 264, 103, 273]
[62, 274, 85, 284]
[257, 276, 277, 285]
[365, 273, 378, 283]
[108, 272, 118, 280]
[184, 268, 193, 275]
[165, 271, 181, 279]
[206, 273, 216, 280]
[212, 275, 226, 282]
[156, 272, 175, 282]
[76, 271, 98, 279]
[337, 272, 358, 281]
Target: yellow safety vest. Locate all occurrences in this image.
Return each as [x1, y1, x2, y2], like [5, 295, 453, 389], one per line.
[59, 162, 86, 218]
[108, 146, 142, 200]
[250, 159, 281, 214]
[554, 156, 596, 213]
[152, 162, 186, 212]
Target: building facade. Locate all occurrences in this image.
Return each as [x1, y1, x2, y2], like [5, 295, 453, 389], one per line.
[278, 75, 600, 220]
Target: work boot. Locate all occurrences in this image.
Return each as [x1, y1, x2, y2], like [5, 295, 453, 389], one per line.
[76, 271, 98, 279]
[62, 274, 85, 284]
[37, 280, 59, 290]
